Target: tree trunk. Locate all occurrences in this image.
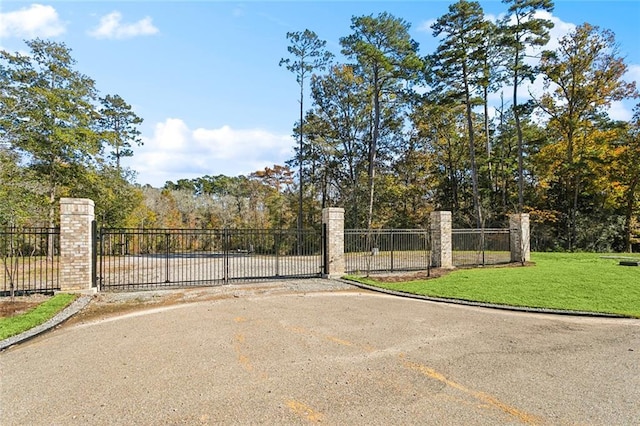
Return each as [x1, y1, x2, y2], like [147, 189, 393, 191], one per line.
[297, 78, 304, 255]
[366, 71, 380, 231]
[463, 64, 482, 229]
[484, 84, 492, 188]
[48, 183, 56, 260]
[624, 178, 638, 253]
[514, 61, 524, 213]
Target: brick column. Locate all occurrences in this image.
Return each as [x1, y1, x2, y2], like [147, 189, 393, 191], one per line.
[322, 207, 345, 278]
[60, 198, 95, 292]
[509, 213, 530, 263]
[430, 211, 453, 269]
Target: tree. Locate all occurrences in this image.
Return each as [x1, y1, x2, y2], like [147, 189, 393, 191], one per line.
[493, 97, 546, 215]
[431, 0, 490, 228]
[0, 147, 44, 225]
[619, 106, 640, 252]
[73, 165, 144, 228]
[0, 39, 100, 229]
[307, 64, 371, 227]
[411, 97, 468, 220]
[250, 165, 296, 228]
[387, 134, 434, 228]
[280, 30, 333, 240]
[501, 0, 554, 212]
[340, 12, 423, 229]
[478, 21, 504, 188]
[535, 24, 637, 249]
[98, 94, 143, 172]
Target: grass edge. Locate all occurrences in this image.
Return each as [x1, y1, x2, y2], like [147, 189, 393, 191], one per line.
[0, 293, 79, 340]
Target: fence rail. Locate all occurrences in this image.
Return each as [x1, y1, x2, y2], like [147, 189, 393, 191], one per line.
[99, 228, 322, 291]
[0, 227, 60, 295]
[345, 229, 431, 274]
[452, 228, 511, 266]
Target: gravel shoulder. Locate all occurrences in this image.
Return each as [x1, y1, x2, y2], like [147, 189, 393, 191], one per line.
[65, 278, 359, 326]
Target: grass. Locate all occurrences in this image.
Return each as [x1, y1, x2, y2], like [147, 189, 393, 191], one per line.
[346, 252, 640, 318]
[0, 293, 78, 340]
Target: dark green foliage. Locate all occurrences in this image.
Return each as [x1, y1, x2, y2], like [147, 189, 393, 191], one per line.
[98, 94, 143, 170]
[0, 40, 145, 228]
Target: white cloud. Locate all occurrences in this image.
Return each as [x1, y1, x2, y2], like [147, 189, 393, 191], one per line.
[487, 13, 577, 102]
[485, 12, 639, 121]
[88, 11, 158, 40]
[608, 101, 633, 122]
[232, 5, 246, 18]
[626, 64, 640, 86]
[532, 11, 576, 58]
[124, 119, 295, 187]
[417, 19, 436, 33]
[0, 4, 65, 38]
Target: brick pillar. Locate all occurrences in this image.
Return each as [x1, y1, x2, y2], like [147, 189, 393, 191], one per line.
[60, 198, 95, 292]
[322, 207, 345, 278]
[430, 211, 453, 269]
[509, 213, 530, 263]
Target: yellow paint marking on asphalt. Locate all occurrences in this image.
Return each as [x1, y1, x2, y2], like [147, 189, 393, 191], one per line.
[285, 324, 374, 352]
[288, 325, 308, 334]
[286, 399, 324, 422]
[233, 333, 253, 372]
[400, 355, 543, 425]
[325, 335, 353, 347]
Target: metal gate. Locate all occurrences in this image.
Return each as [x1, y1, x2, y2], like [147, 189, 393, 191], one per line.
[98, 228, 323, 291]
[345, 229, 432, 274]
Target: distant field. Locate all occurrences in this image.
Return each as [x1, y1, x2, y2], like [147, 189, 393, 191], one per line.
[347, 252, 640, 317]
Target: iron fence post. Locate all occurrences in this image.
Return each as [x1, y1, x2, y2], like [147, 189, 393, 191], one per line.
[91, 220, 97, 288]
[481, 228, 486, 266]
[275, 230, 280, 277]
[390, 231, 395, 272]
[99, 229, 104, 290]
[165, 232, 170, 283]
[223, 228, 229, 284]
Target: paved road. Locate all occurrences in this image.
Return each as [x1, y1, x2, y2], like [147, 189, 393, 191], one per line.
[1, 283, 639, 425]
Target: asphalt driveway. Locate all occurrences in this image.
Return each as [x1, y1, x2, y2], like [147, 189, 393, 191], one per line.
[1, 281, 638, 425]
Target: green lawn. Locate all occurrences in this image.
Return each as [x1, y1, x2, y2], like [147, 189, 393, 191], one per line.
[0, 293, 78, 340]
[346, 253, 640, 317]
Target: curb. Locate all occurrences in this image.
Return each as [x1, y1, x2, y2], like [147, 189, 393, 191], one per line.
[338, 279, 629, 318]
[1, 277, 629, 353]
[1, 295, 93, 352]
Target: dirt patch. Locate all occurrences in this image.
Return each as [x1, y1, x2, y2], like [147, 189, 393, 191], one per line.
[65, 292, 189, 325]
[366, 268, 452, 283]
[65, 281, 358, 326]
[0, 294, 52, 319]
[364, 262, 534, 283]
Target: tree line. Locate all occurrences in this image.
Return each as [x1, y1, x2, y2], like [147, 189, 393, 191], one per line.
[279, 0, 639, 252]
[0, 39, 143, 229]
[1, 0, 639, 252]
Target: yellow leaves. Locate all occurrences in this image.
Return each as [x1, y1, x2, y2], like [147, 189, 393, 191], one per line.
[525, 208, 561, 224]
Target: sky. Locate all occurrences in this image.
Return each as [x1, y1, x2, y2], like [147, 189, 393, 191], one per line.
[1, 1, 639, 188]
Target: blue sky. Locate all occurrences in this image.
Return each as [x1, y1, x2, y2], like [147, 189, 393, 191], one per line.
[1, 1, 639, 187]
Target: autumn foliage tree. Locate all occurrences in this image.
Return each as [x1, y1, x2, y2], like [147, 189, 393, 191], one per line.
[535, 24, 637, 249]
[431, 0, 491, 228]
[340, 12, 423, 229]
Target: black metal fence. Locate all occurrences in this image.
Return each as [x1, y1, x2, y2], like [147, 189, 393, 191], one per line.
[98, 228, 323, 291]
[345, 229, 431, 274]
[0, 227, 60, 295]
[452, 228, 511, 266]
